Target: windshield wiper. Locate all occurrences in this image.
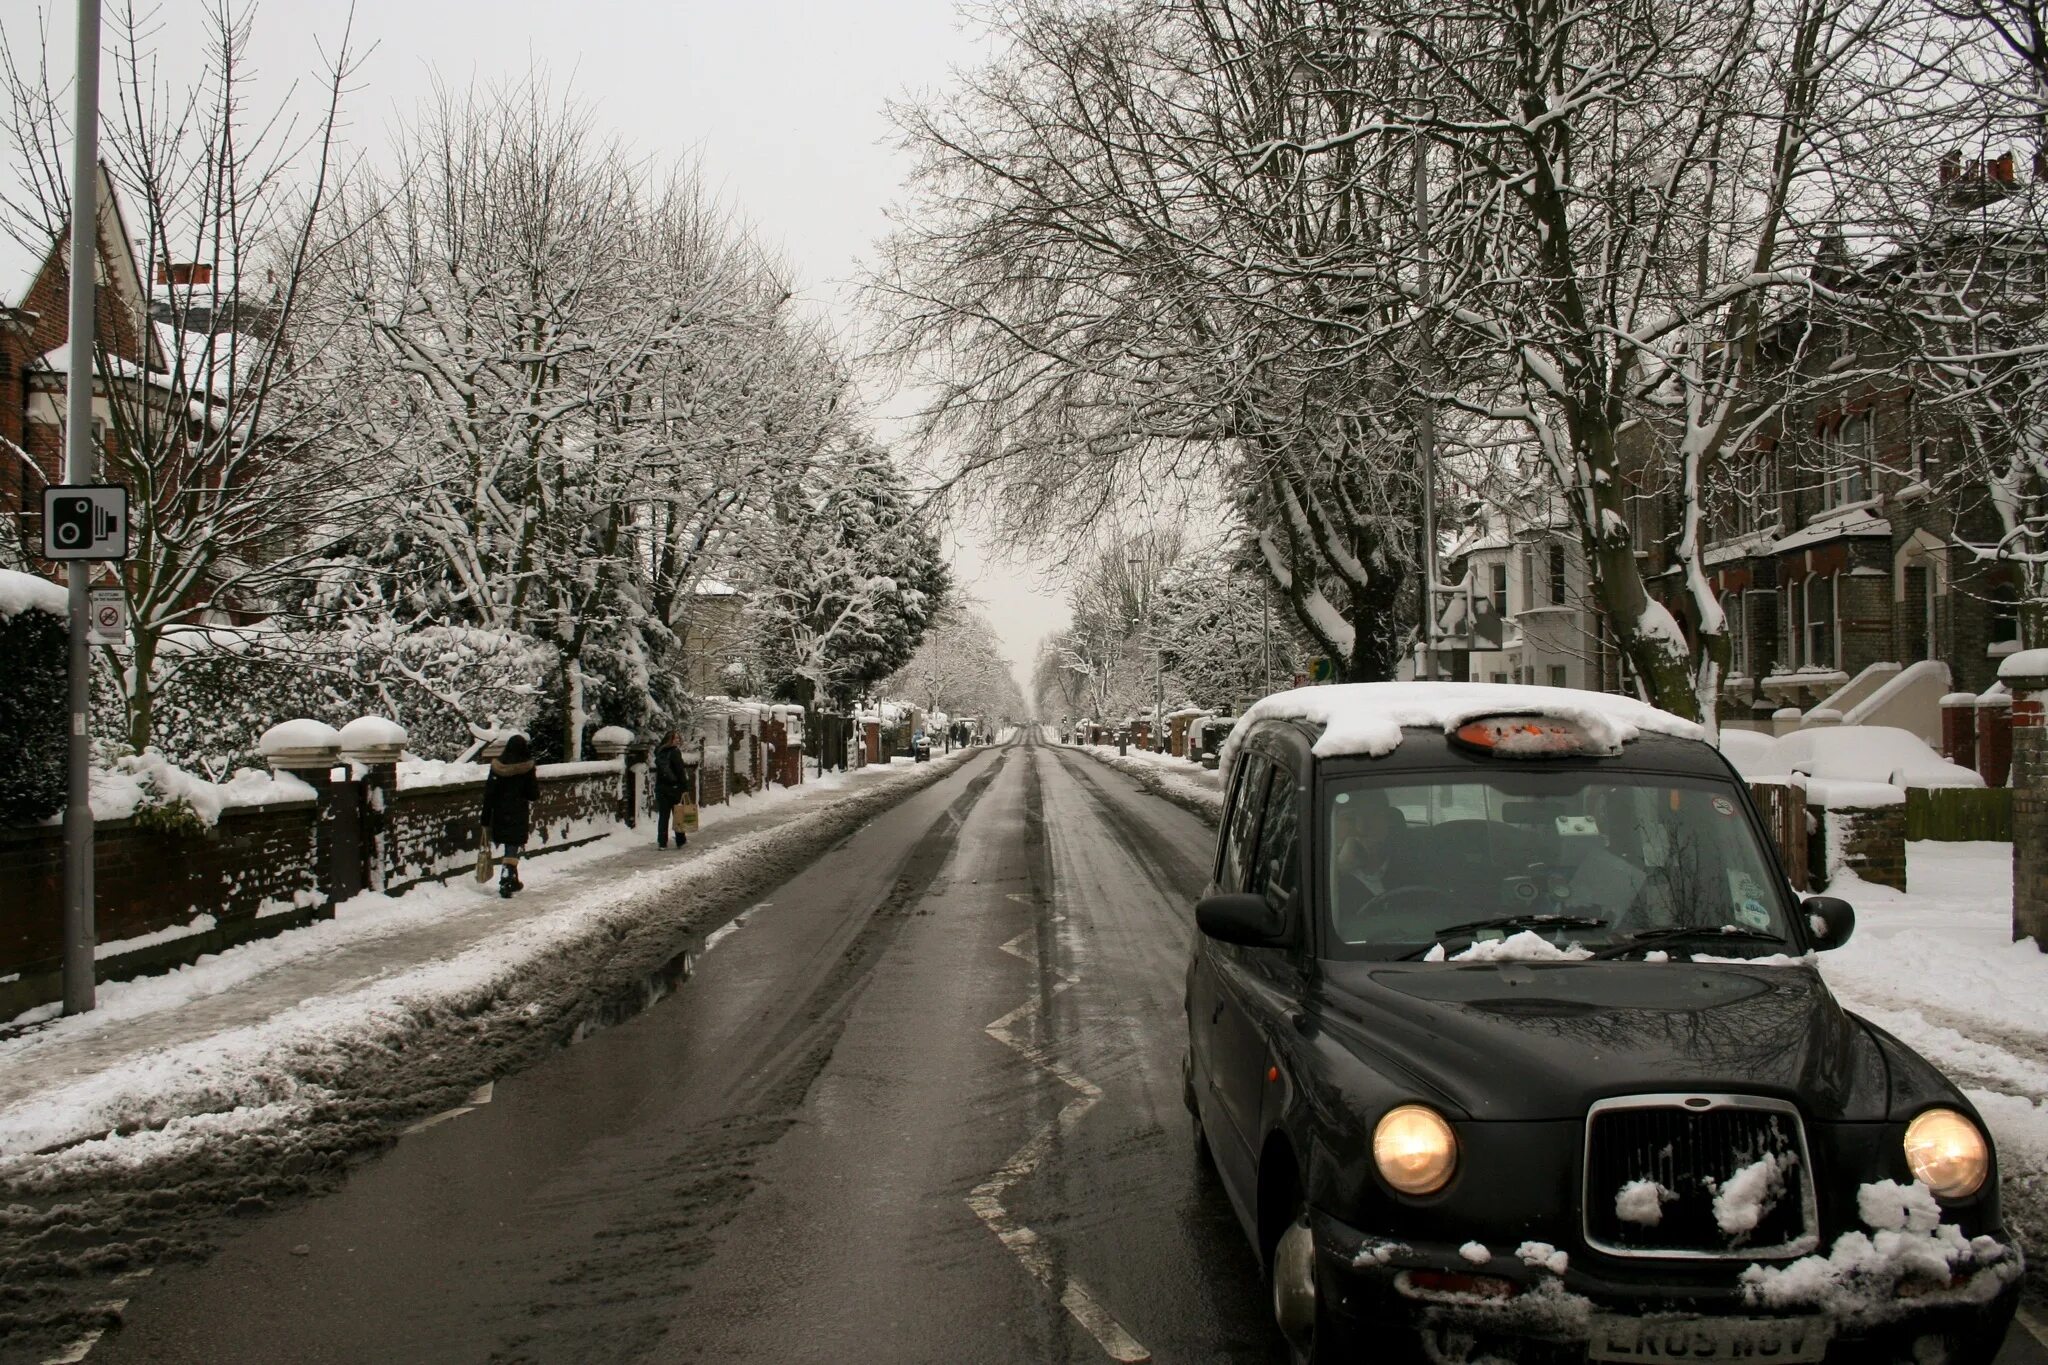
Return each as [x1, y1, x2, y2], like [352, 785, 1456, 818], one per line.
[1401, 914, 1607, 960]
[1586, 925, 1788, 961]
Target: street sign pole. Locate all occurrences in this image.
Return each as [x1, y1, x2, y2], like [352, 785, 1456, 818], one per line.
[62, 0, 103, 1016]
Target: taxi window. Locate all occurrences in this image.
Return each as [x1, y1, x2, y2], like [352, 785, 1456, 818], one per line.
[1221, 755, 1270, 893]
[1324, 773, 1793, 956]
[1252, 764, 1300, 920]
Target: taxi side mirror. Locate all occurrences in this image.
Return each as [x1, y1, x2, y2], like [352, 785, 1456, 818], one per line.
[1197, 892, 1288, 948]
[1802, 895, 1855, 951]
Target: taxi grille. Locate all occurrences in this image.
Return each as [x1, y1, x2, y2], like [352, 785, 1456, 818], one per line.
[1582, 1097, 1817, 1259]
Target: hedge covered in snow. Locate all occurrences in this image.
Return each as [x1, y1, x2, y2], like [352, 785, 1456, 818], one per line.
[0, 571, 68, 824]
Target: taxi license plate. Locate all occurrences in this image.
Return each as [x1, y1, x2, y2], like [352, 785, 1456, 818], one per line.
[1588, 1315, 1830, 1363]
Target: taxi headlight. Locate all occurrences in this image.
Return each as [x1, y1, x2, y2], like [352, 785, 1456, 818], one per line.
[1374, 1104, 1458, 1196]
[1904, 1108, 1989, 1199]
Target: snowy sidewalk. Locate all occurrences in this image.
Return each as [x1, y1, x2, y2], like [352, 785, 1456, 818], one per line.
[0, 751, 978, 1161]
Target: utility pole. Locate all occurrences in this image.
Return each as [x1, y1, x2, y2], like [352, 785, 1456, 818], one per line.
[63, 0, 104, 1015]
[1413, 127, 1442, 684]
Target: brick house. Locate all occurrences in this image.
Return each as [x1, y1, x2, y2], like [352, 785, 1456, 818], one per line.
[1, 163, 161, 555]
[1632, 242, 2028, 739]
[3, 165, 274, 623]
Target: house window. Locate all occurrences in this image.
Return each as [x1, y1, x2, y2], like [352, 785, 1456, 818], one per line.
[1490, 671, 1509, 685]
[1520, 546, 1536, 610]
[1806, 575, 1837, 669]
[1989, 580, 2021, 648]
[1490, 564, 1507, 617]
[1548, 543, 1567, 605]
[1820, 416, 1870, 510]
[1549, 664, 1568, 688]
[1784, 582, 1805, 667]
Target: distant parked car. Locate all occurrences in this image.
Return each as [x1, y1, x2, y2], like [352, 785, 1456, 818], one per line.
[1186, 683, 2019, 1364]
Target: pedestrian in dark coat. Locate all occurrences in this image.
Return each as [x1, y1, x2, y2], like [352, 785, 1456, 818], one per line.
[653, 729, 690, 849]
[482, 733, 540, 898]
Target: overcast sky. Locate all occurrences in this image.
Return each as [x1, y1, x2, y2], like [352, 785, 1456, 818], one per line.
[1, 0, 1071, 700]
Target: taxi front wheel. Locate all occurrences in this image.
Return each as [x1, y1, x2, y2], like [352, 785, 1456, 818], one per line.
[1270, 1207, 1361, 1365]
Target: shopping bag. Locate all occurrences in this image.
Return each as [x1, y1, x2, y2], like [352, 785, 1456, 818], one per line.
[678, 797, 700, 833]
[475, 827, 494, 883]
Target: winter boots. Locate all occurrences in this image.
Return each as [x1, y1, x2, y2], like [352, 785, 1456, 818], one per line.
[499, 865, 523, 898]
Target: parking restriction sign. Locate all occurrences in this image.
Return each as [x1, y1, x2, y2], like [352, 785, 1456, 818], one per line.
[88, 588, 126, 645]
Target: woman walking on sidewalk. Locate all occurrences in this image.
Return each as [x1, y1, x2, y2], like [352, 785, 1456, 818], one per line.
[483, 734, 540, 898]
[653, 730, 690, 849]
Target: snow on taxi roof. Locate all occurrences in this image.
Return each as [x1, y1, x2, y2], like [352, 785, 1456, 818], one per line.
[1220, 682, 1704, 770]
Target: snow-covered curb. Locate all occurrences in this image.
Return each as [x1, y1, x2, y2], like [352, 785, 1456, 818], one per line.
[1074, 744, 1225, 824]
[0, 747, 986, 1169]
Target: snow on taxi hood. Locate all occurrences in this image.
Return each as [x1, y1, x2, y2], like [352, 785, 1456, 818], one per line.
[1219, 682, 1703, 772]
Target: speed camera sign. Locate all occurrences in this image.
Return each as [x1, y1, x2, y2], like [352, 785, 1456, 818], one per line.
[41, 485, 128, 560]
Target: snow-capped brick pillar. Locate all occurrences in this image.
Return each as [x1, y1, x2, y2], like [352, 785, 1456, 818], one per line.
[2001, 651, 2048, 949]
[589, 726, 637, 828]
[1976, 691, 2013, 789]
[339, 718, 408, 896]
[1940, 693, 1978, 773]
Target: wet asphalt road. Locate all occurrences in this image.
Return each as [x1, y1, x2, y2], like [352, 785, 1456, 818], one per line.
[71, 736, 2048, 1365]
[87, 736, 1282, 1364]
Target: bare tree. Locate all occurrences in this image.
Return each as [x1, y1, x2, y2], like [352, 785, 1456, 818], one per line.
[1, 0, 362, 750]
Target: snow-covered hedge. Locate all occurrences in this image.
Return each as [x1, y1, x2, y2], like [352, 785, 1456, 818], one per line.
[127, 624, 558, 775]
[0, 571, 69, 824]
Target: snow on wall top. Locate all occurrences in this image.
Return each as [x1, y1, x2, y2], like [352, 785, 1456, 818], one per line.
[1221, 683, 1704, 771]
[257, 719, 343, 755]
[1997, 648, 2048, 681]
[337, 716, 408, 750]
[1722, 725, 1982, 791]
[0, 569, 66, 618]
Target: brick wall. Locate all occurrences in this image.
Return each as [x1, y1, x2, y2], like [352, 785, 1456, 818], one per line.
[383, 766, 623, 894]
[1, 800, 322, 1016]
[1816, 802, 1907, 892]
[0, 764, 631, 1015]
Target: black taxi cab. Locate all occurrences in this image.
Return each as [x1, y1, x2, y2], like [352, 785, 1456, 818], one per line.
[1182, 684, 2022, 1364]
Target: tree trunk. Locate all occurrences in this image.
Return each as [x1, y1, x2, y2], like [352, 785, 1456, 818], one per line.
[126, 628, 159, 754]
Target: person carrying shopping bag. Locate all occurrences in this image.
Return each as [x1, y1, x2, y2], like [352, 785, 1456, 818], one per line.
[482, 733, 540, 898]
[653, 730, 691, 849]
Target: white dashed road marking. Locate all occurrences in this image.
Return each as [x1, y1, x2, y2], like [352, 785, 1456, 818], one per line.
[400, 1080, 496, 1136]
[40, 1272, 148, 1363]
[966, 924, 1150, 1363]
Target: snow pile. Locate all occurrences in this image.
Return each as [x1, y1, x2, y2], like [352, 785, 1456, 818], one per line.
[1710, 1151, 1792, 1238]
[1080, 745, 1225, 822]
[1517, 1241, 1569, 1274]
[1459, 1241, 1492, 1264]
[1224, 682, 1702, 771]
[1448, 931, 1594, 963]
[86, 749, 316, 823]
[1721, 725, 1982, 794]
[1739, 1180, 2019, 1317]
[0, 568, 66, 617]
[1615, 1179, 1676, 1226]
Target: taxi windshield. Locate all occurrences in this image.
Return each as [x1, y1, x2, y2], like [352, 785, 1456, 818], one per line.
[1322, 772, 1796, 959]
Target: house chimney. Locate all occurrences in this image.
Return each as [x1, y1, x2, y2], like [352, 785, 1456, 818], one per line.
[154, 262, 212, 287]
